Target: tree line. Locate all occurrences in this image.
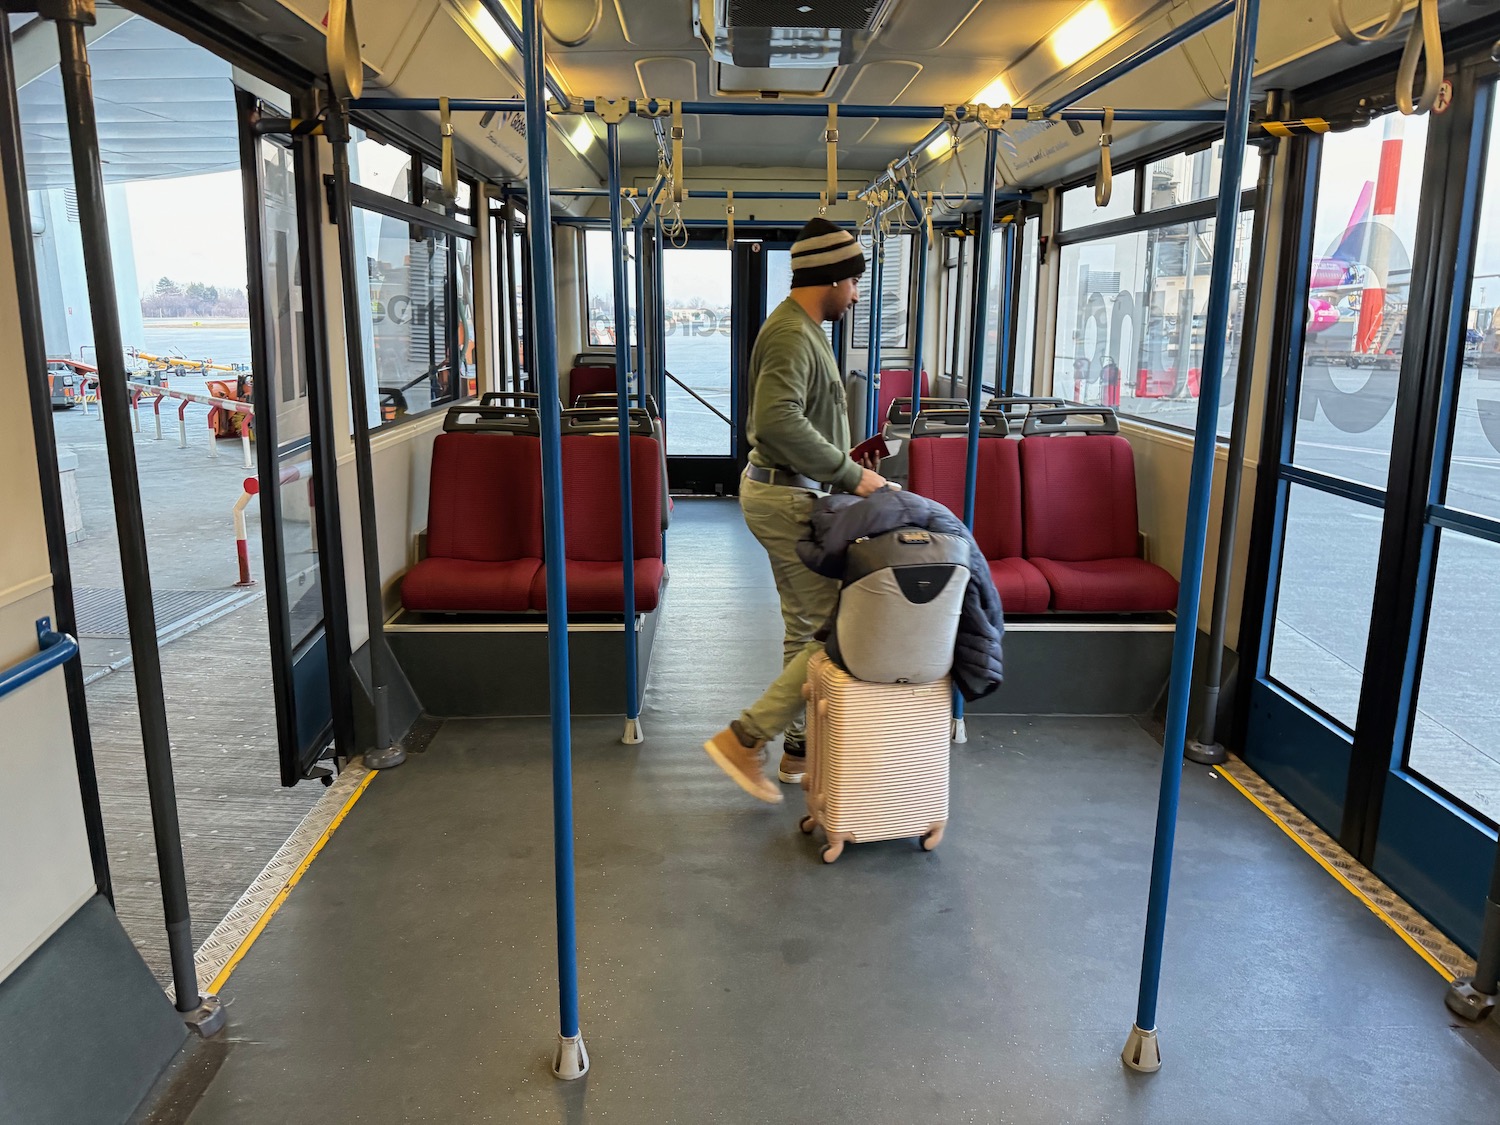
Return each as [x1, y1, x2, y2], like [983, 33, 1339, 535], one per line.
[140, 277, 249, 318]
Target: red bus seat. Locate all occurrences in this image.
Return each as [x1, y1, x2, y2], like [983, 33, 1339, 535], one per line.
[1019, 410, 1179, 613]
[531, 428, 665, 613]
[569, 365, 617, 399]
[401, 428, 543, 612]
[876, 369, 930, 429]
[906, 412, 1050, 614]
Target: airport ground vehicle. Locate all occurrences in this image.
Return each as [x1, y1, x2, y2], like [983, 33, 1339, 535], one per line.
[4, 0, 1500, 1119]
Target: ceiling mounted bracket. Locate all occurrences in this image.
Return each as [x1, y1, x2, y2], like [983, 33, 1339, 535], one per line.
[596, 97, 629, 125]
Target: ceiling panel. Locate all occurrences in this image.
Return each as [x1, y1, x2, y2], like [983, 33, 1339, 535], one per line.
[610, 0, 699, 48]
[841, 59, 922, 105]
[635, 55, 700, 100]
[878, 0, 984, 52]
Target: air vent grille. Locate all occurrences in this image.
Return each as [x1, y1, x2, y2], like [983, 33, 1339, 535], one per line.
[725, 0, 889, 33]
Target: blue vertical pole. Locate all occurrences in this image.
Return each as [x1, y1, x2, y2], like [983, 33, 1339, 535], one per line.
[905, 187, 929, 418]
[607, 124, 643, 744]
[520, 0, 587, 1081]
[1123, 0, 1260, 1075]
[952, 127, 1000, 744]
[865, 234, 884, 438]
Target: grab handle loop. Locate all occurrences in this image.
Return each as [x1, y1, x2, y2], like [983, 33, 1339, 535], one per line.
[1329, 0, 1444, 115]
[726, 190, 735, 249]
[326, 0, 363, 102]
[825, 105, 839, 201]
[439, 97, 457, 202]
[671, 101, 685, 203]
[1095, 107, 1114, 208]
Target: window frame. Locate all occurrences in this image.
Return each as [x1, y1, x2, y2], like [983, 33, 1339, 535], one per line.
[1045, 143, 1263, 438]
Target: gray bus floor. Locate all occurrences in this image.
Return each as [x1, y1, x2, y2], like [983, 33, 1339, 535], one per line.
[160, 500, 1500, 1124]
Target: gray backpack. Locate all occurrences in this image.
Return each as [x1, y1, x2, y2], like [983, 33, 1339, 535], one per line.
[825, 527, 970, 685]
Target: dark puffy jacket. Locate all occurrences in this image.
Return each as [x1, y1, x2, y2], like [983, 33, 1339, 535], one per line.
[797, 489, 1005, 701]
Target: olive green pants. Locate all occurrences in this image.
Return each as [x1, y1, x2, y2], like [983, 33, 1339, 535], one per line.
[737, 473, 840, 743]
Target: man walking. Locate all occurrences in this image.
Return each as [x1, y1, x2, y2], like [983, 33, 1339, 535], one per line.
[703, 217, 886, 803]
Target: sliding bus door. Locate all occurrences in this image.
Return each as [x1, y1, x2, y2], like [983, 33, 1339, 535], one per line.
[1242, 60, 1500, 950]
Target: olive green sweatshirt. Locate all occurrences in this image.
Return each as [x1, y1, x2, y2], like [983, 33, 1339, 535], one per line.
[745, 297, 862, 493]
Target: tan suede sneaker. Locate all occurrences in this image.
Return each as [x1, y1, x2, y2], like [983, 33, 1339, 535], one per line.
[703, 724, 782, 803]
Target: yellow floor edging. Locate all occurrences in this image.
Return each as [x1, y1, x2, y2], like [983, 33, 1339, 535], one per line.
[208, 770, 378, 994]
[1213, 762, 1454, 981]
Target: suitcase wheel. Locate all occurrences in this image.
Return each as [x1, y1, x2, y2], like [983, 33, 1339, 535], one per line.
[799, 816, 816, 835]
[921, 823, 946, 851]
[821, 840, 843, 864]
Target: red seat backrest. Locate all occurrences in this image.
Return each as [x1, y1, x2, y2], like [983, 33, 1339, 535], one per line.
[570, 366, 618, 399]
[426, 432, 543, 562]
[877, 369, 931, 426]
[906, 436, 1023, 560]
[1019, 434, 1140, 561]
[560, 434, 663, 562]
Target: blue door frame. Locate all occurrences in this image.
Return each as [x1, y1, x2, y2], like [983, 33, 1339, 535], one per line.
[1239, 62, 1500, 954]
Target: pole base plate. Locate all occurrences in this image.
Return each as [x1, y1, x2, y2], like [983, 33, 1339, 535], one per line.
[363, 745, 407, 770]
[622, 718, 644, 745]
[1186, 740, 1228, 765]
[184, 994, 226, 1038]
[1445, 977, 1498, 1022]
[1121, 1024, 1161, 1072]
[553, 1032, 590, 1080]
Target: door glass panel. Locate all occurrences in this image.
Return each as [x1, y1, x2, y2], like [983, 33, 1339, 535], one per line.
[257, 138, 322, 648]
[1267, 483, 1384, 728]
[1406, 531, 1500, 823]
[1447, 106, 1500, 520]
[663, 247, 733, 456]
[1293, 114, 1430, 488]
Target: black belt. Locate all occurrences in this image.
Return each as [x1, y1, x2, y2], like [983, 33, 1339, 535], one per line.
[744, 464, 830, 492]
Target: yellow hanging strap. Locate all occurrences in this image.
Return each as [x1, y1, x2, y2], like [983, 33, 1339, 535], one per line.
[1329, 0, 1444, 115]
[819, 190, 828, 216]
[825, 105, 839, 200]
[326, 0, 363, 103]
[439, 96, 456, 202]
[925, 190, 935, 244]
[726, 190, 735, 249]
[671, 101, 685, 203]
[1095, 107, 1114, 208]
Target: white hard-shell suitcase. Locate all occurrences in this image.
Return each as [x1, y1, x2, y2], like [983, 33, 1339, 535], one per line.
[799, 651, 951, 863]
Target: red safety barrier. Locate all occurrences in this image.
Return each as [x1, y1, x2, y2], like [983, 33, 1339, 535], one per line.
[232, 465, 304, 586]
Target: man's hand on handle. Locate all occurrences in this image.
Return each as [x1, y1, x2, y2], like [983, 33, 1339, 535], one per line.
[853, 467, 888, 497]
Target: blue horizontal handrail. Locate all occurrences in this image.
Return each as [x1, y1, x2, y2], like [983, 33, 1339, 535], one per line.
[0, 617, 79, 702]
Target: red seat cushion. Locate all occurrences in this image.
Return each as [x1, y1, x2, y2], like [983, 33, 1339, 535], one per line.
[876, 368, 930, 424]
[907, 435, 1024, 559]
[530, 432, 664, 612]
[1019, 433, 1141, 561]
[1029, 558, 1179, 613]
[570, 366, 618, 399]
[988, 558, 1052, 614]
[402, 432, 544, 612]
[532, 559, 664, 613]
[401, 557, 542, 613]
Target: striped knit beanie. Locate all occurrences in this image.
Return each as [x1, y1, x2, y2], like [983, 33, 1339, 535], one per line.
[790, 217, 865, 288]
